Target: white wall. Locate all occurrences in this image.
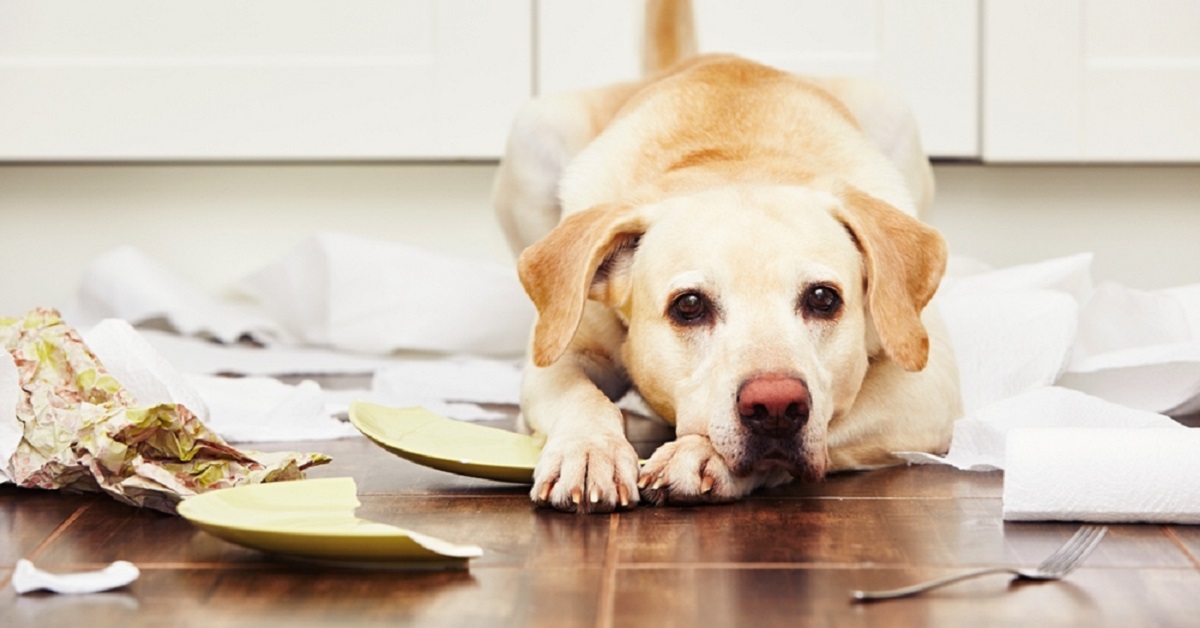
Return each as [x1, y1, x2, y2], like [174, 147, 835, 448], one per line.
[1, 163, 1199, 317]
[929, 165, 1200, 287]
[0, 164, 512, 317]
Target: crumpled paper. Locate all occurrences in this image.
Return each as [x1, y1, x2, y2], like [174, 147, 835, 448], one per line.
[0, 308, 329, 513]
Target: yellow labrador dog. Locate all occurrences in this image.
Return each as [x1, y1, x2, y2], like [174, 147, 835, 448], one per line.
[494, 0, 961, 513]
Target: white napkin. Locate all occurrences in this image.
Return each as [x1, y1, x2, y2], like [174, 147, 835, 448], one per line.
[1059, 281, 1200, 414]
[74, 246, 282, 344]
[184, 375, 359, 443]
[73, 234, 534, 358]
[137, 328, 407, 377]
[371, 358, 522, 406]
[12, 559, 140, 595]
[938, 289, 1077, 414]
[234, 233, 533, 356]
[937, 254, 1092, 414]
[1004, 427, 1200, 523]
[897, 386, 1181, 471]
[319, 356, 525, 422]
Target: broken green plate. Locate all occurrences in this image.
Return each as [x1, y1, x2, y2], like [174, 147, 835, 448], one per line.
[349, 402, 542, 484]
[177, 477, 482, 568]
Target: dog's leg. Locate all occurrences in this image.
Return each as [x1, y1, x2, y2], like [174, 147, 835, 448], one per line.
[521, 305, 641, 513]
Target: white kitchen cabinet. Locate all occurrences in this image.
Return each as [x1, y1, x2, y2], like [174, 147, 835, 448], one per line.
[0, 0, 531, 160]
[984, 0, 1200, 162]
[4, 2, 1195, 163]
[538, 0, 981, 159]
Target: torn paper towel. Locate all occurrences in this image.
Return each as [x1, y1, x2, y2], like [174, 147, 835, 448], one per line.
[938, 289, 1077, 415]
[371, 358, 522, 406]
[234, 233, 533, 356]
[138, 328, 407, 377]
[320, 357, 525, 423]
[13, 559, 140, 595]
[896, 387, 1180, 471]
[73, 234, 534, 357]
[1058, 281, 1200, 415]
[1003, 427, 1199, 523]
[74, 246, 283, 344]
[937, 254, 1091, 414]
[185, 374, 359, 443]
[0, 308, 329, 511]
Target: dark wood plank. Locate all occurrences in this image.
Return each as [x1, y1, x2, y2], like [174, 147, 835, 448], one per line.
[762, 464, 1004, 499]
[610, 566, 1200, 628]
[612, 498, 1192, 568]
[1165, 526, 1200, 568]
[0, 486, 98, 564]
[1, 566, 603, 627]
[31, 497, 271, 567]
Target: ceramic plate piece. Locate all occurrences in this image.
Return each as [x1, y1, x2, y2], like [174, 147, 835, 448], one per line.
[349, 402, 542, 484]
[177, 477, 482, 569]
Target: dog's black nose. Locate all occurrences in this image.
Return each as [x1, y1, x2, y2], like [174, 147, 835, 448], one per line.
[737, 375, 810, 436]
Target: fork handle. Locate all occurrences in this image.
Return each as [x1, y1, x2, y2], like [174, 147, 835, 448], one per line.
[852, 567, 1020, 601]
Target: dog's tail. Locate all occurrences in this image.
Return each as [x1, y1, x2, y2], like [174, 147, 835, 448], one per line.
[643, 0, 697, 76]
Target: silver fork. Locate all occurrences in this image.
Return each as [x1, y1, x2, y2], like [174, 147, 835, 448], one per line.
[851, 525, 1108, 602]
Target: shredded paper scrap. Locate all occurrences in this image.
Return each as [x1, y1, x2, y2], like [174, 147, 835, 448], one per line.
[1, 308, 329, 513]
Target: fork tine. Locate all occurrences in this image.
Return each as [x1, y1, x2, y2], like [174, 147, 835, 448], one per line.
[1039, 525, 1107, 575]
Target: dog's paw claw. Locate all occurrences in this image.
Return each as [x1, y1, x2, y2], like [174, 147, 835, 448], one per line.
[530, 432, 640, 514]
[638, 435, 755, 505]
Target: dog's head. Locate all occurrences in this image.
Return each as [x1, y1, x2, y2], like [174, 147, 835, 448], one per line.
[518, 184, 946, 480]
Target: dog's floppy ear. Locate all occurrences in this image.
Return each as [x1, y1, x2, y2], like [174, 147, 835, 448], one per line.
[517, 203, 646, 367]
[834, 186, 947, 372]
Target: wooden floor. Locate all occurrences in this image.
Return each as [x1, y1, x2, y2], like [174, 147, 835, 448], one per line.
[2, 412, 1199, 627]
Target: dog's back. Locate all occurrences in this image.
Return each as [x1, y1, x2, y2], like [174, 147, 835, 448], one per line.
[495, 0, 933, 254]
[558, 3, 917, 221]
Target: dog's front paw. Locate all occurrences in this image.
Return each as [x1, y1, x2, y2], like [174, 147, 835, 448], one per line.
[638, 435, 760, 506]
[531, 431, 641, 514]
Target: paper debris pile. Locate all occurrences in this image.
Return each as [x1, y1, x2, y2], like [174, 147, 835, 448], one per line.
[0, 308, 329, 513]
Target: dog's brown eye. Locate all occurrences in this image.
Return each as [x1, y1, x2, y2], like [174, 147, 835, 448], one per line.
[669, 292, 710, 325]
[803, 285, 842, 319]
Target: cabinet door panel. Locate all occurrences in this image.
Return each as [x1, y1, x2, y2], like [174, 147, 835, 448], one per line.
[0, 0, 531, 159]
[537, 0, 980, 159]
[984, 0, 1200, 162]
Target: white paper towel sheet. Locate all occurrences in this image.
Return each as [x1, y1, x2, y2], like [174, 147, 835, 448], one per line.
[1003, 428, 1200, 523]
[896, 387, 1181, 471]
[73, 233, 534, 357]
[74, 246, 283, 344]
[234, 233, 533, 356]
